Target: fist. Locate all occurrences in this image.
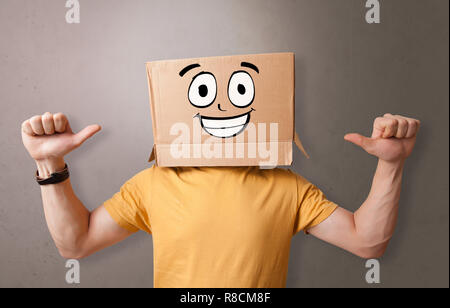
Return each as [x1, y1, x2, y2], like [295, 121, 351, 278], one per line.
[21, 112, 101, 162]
[344, 114, 420, 163]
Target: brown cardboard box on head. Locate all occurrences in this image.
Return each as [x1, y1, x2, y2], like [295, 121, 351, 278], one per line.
[146, 52, 308, 167]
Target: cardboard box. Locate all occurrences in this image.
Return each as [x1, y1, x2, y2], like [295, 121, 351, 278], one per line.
[146, 52, 308, 167]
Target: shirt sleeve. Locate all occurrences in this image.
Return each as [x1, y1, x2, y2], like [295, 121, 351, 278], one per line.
[103, 174, 152, 234]
[293, 174, 338, 235]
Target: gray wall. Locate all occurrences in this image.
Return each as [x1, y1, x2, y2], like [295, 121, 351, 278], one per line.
[0, 0, 448, 288]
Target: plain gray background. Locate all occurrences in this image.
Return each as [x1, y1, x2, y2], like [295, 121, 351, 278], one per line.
[0, 0, 448, 288]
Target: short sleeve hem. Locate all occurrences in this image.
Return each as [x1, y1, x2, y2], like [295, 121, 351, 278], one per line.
[104, 202, 140, 233]
[304, 202, 339, 234]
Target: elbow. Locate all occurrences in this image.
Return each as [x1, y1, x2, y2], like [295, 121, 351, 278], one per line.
[56, 238, 89, 260]
[55, 233, 90, 260]
[354, 242, 389, 259]
[351, 227, 393, 259]
[57, 247, 88, 260]
[355, 248, 386, 259]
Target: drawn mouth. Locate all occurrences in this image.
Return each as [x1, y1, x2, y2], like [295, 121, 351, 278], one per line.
[196, 110, 253, 138]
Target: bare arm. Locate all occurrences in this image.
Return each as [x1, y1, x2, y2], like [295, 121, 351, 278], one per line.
[308, 114, 420, 259]
[22, 113, 133, 259]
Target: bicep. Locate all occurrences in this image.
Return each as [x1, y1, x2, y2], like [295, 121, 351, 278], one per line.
[79, 205, 134, 258]
[307, 207, 362, 256]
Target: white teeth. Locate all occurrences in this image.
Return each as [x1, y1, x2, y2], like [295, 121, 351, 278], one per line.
[203, 126, 245, 138]
[200, 114, 249, 138]
[202, 114, 248, 129]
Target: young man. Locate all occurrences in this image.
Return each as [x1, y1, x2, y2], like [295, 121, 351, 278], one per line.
[21, 112, 420, 287]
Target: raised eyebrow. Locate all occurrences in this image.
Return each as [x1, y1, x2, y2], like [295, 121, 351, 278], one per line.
[241, 62, 259, 74]
[179, 63, 201, 77]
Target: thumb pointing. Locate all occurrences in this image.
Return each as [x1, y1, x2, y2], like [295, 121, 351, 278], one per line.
[73, 124, 102, 146]
[344, 133, 375, 153]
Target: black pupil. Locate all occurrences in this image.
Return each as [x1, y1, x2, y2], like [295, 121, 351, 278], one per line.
[198, 85, 208, 97]
[238, 84, 246, 95]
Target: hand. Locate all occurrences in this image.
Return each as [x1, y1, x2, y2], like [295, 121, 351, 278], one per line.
[21, 112, 101, 173]
[344, 114, 420, 163]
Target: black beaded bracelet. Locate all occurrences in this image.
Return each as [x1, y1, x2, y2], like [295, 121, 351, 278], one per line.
[36, 164, 70, 186]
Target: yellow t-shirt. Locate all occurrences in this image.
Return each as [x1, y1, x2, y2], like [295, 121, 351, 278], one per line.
[104, 166, 338, 288]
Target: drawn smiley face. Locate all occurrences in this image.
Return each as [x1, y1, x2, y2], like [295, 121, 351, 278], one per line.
[179, 62, 259, 138]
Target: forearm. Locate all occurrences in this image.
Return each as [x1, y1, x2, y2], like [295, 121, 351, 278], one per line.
[22, 113, 128, 259]
[310, 114, 419, 259]
[353, 159, 404, 253]
[37, 158, 90, 257]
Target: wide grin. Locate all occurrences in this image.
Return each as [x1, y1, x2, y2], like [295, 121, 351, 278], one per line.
[197, 111, 252, 138]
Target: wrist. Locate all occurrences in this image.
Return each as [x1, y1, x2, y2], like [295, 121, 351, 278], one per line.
[35, 158, 66, 178]
[377, 158, 405, 179]
[378, 158, 405, 169]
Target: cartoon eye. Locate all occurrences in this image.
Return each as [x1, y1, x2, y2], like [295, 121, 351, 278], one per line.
[228, 71, 255, 108]
[188, 72, 217, 108]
